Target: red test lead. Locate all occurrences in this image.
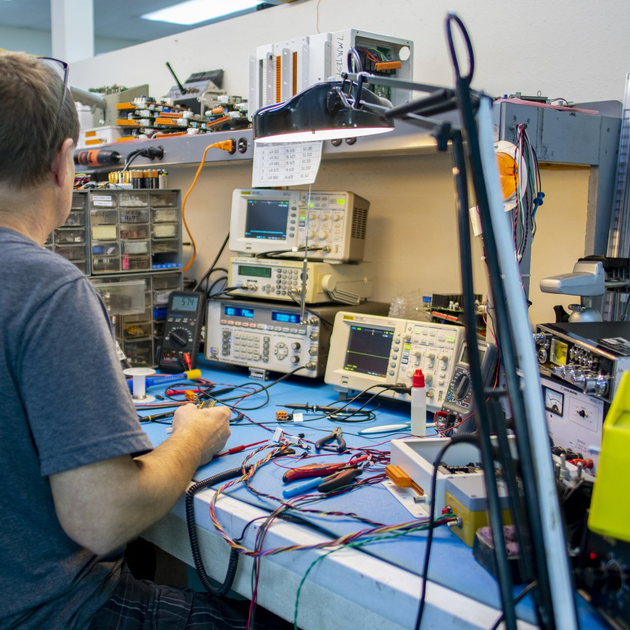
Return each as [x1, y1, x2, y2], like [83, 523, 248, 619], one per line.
[215, 440, 269, 458]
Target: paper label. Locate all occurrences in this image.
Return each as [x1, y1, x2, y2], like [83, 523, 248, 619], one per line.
[252, 141, 323, 187]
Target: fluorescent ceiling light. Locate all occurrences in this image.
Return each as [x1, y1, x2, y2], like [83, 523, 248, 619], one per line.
[142, 0, 262, 26]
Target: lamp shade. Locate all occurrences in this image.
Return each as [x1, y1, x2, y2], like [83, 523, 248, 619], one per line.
[253, 80, 395, 143]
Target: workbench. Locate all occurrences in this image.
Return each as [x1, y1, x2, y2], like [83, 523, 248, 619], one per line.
[138, 361, 609, 630]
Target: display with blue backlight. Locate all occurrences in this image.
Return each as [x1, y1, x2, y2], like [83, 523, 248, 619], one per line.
[224, 306, 255, 318]
[272, 311, 301, 324]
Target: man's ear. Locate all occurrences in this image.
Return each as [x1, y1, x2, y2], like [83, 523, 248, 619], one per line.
[51, 138, 75, 188]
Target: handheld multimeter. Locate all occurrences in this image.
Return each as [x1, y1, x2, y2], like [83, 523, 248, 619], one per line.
[440, 339, 498, 433]
[158, 291, 205, 373]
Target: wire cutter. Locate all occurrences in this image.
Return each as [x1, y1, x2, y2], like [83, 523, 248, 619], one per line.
[315, 427, 346, 453]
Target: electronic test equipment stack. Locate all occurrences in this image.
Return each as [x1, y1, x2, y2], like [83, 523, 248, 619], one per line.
[204, 188, 389, 379]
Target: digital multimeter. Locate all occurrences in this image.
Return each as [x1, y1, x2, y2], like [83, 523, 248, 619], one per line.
[441, 339, 498, 432]
[158, 291, 205, 373]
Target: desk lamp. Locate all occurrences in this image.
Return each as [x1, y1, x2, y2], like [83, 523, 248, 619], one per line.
[253, 13, 578, 630]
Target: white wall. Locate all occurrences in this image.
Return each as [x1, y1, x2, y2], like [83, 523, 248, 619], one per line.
[68, 0, 621, 326]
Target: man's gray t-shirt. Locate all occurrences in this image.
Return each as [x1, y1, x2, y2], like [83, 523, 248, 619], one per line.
[0, 227, 153, 629]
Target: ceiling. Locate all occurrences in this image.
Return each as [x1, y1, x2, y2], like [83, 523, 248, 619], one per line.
[0, 0, 277, 44]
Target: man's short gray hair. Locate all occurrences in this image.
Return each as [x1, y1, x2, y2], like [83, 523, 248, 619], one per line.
[0, 51, 79, 191]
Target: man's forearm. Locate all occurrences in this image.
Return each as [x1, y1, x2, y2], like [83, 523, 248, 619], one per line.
[50, 424, 206, 556]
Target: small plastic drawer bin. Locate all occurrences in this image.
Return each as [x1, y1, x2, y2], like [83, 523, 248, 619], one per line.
[125, 306, 152, 323]
[152, 274, 181, 290]
[152, 208, 178, 223]
[91, 225, 118, 241]
[152, 224, 178, 239]
[92, 242, 120, 257]
[153, 289, 174, 306]
[120, 208, 150, 223]
[92, 257, 120, 273]
[55, 245, 85, 261]
[150, 191, 177, 207]
[122, 255, 151, 271]
[123, 322, 152, 340]
[72, 261, 88, 274]
[64, 211, 85, 226]
[122, 240, 149, 255]
[90, 193, 117, 208]
[54, 228, 85, 244]
[119, 192, 149, 208]
[71, 195, 86, 210]
[91, 209, 118, 225]
[120, 224, 150, 239]
[151, 239, 178, 253]
[123, 339, 153, 366]
[92, 280, 146, 316]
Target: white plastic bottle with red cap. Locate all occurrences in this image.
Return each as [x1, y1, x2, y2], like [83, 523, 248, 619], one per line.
[410, 369, 427, 436]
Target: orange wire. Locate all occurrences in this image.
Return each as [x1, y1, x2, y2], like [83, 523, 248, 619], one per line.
[181, 140, 234, 274]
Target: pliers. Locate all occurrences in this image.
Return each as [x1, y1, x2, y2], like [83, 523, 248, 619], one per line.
[315, 427, 346, 453]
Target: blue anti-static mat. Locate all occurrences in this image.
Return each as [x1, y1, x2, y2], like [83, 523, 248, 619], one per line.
[139, 362, 609, 628]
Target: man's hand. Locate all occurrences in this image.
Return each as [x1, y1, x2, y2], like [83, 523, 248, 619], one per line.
[171, 404, 231, 466]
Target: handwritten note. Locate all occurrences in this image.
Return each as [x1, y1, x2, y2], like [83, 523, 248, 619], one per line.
[252, 141, 323, 187]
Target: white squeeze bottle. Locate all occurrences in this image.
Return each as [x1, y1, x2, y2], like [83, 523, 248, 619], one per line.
[410, 369, 427, 436]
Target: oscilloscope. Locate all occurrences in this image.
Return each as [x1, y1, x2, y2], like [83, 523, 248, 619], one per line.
[324, 312, 465, 412]
[229, 188, 369, 263]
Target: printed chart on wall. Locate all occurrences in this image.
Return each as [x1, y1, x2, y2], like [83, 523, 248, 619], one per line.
[252, 141, 323, 187]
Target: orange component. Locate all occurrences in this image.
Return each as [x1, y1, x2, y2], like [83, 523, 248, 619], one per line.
[375, 60, 402, 71]
[205, 116, 230, 128]
[292, 51, 298, 96]
[116, 102, 136, 110]
[211, 107, 224, 115]
[116, 136, 138, 142]
[275, 55, 282, 103]
[496, 151, 518, 199]
[385, 465, 424, 495]
[184, 390, 197, 402]
[155, 117, 184, 125]
[276, 410, 289, 420]
[154, 132, 187, 138]
[116, 119, 141, 127]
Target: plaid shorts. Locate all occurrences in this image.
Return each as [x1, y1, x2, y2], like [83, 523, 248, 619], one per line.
[89, 564, 292, 630]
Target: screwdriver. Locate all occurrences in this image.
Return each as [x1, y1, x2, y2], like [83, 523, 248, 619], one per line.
[215, 439, 268, 458]
[282, 462, 350, 483]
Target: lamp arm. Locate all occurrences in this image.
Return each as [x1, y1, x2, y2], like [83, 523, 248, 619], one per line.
[330, 85, 354, 111]
[344, 70, 451, 95]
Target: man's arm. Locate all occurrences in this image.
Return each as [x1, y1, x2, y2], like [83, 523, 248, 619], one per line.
[49, 404, 230, 556]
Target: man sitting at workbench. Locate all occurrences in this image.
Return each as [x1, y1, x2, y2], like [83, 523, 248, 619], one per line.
[0, 51, 286, 630]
